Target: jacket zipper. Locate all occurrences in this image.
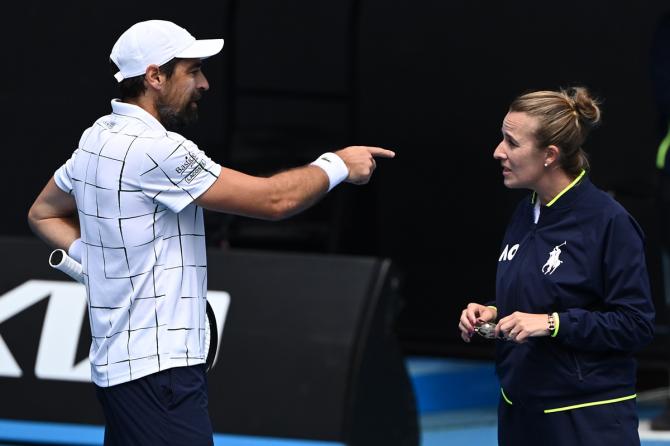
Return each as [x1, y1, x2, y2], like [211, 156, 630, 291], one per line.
[571, 352, 583, 381]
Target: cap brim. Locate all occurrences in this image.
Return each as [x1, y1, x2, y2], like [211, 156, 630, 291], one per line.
[175, 39, 224, 59]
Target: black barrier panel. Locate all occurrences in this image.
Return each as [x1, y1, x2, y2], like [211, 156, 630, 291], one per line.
[0, 237, 418, 445]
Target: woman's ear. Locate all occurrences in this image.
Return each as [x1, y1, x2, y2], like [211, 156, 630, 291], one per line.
[545, 144, 560, 168]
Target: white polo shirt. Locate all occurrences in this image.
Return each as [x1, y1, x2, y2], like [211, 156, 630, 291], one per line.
[54, 99, 222, 387]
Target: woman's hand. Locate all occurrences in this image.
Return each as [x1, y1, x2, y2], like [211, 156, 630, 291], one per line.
[459, 303, 497, 343]
[495, 312, 550, 343]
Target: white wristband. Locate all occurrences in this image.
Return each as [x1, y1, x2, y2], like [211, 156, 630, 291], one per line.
[68, 238, 83, 263]
[310, 152, 349, 192]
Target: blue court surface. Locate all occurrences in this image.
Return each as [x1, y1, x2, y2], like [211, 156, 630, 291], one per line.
[2, 357, 670, 445]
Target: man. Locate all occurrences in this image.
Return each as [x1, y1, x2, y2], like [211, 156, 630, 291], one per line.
[27, 20, 394, 445]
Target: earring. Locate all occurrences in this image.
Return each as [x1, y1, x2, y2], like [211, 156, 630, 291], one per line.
[544, 163, 548, 167]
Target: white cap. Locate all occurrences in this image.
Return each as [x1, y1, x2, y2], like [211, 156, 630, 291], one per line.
[110, 20, 224, 82]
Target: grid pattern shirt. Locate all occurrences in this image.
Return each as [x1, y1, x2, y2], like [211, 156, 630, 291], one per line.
[54, 99, 221, 387]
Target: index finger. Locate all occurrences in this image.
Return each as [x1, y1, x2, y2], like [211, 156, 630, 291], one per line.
[460, 311, 474, 331]
[495, 317, 515, 338]
[366, 147, 396, 158]
[466, 309, 479, 326]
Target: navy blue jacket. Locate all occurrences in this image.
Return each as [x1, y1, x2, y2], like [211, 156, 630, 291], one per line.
[495, 177, 655, 412]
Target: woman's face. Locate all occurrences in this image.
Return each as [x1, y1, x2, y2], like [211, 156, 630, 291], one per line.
[493, 111, 547, 190]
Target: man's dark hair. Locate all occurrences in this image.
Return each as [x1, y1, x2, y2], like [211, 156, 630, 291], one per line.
[109, 58, 181, 100]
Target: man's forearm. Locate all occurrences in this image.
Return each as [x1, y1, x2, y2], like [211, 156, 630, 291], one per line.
[28, 215, 80, 251]
[28, 177, 80, 250]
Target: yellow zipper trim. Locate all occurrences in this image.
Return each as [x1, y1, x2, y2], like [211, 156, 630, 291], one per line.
[543, 394, 636, 414]
[501, 388, 513, 405]
[546, 169, 586, 207]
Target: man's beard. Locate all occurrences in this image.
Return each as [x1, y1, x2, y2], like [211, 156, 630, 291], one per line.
[156, 96, 200, 132]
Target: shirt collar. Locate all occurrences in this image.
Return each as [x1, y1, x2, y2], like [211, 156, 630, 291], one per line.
[531, 169, 587, 208]
[110, 99, 166, 132]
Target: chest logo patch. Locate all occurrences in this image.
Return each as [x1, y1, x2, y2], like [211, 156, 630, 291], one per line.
[542, 241, 566, 275]
[499, 244, 519, 262]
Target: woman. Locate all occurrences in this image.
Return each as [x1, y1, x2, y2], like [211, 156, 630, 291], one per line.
[458, 87, 655, 445]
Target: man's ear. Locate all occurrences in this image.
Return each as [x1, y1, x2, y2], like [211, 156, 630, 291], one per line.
[144, 64, 163, 90]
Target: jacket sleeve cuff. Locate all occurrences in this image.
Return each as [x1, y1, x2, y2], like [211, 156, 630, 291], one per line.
[553, 311, 569, 340]
[551, 312, 560, 337]
[485, 303, 497, 320]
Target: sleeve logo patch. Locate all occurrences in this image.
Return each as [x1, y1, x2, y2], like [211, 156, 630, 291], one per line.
[185, 165, 203, 184]
[176, 154, 199, 175]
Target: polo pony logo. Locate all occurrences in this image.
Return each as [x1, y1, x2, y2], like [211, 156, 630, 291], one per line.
[542, 241, 566, 275]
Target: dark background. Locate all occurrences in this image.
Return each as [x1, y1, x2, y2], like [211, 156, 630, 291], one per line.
[4, 1, 670, 373]
[0, 238, 417, 442]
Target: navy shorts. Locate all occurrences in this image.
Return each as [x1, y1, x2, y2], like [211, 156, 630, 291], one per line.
[95, 364, 213, 446]
[498, 397, 640, 446]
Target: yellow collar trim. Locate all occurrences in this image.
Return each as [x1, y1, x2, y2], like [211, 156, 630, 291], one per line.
[539, 169, 586, 207]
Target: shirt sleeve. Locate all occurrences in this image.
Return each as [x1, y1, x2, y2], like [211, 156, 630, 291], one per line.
[54, 149, 78, 194]
[54, 128, 93, 194]
[139, 137, 222, 213]
[554, 212, 656, 352]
